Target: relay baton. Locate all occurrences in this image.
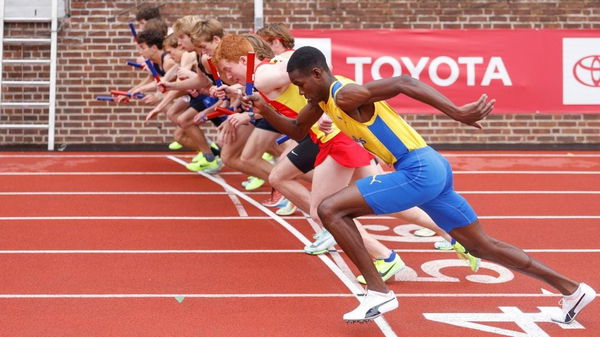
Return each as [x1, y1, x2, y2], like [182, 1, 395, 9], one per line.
[245, 52, 256, 119]
[196, 107, 235, 125]
[96, 96, 116, 101]
[276, 135, 290, 144]
[128, 23, 138, 42]
[126, 61, 145, 69]
[144, 59, 167, 93]
[110, 90, 145, 99]
[207, 57, 228, 101]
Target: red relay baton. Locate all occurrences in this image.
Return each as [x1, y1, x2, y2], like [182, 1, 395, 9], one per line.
[196, 107, 235, 124]
[245, 52, 256, 118]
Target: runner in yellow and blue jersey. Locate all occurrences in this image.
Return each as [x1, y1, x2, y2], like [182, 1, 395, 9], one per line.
[244, 46, 595, 325]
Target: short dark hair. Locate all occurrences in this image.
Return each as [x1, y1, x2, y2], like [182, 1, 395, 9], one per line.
[143, 18, 168, 37]
[135, 5, 161, 21]
[137, 29, 164, 49]
[286, 46, 329, 75]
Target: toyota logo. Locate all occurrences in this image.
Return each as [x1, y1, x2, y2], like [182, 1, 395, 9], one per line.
[573, 55, 600, 87]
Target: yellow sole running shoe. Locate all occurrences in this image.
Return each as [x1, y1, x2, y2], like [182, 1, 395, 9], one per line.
[453, 242, 480, 272]
[357, 251, 405, 284]
[244, 176, 265, 191]
[168, 141, 183, 150]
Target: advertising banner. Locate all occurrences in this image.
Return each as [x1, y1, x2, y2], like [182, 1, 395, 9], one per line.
[292, 30, 600, 113]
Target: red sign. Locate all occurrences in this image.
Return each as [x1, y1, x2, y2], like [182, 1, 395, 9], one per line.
[291, 29, 600, 113]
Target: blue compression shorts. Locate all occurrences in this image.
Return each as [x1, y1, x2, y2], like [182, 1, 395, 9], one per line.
[355, 146, 477, 233]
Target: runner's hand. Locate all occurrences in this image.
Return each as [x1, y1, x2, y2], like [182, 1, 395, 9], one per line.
[451, 94, 495, 129]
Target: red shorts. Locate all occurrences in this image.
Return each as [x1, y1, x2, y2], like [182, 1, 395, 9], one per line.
[314, 132, 374, 168]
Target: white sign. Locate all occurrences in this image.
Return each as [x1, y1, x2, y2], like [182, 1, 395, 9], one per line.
[563, 38, 600, 105]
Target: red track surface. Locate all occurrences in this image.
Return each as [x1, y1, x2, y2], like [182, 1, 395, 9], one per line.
[0, 151, 598, 337]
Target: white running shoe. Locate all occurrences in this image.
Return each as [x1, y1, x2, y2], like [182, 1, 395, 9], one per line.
[275, 200, 297, 216]
[551, 282, 596, 324]
[434, 240, 453, 250]
[343, 290, 398, 322]
[304, 229, 336, 255]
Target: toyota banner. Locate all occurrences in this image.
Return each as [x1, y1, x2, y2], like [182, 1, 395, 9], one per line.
[292, 29, 600, 114]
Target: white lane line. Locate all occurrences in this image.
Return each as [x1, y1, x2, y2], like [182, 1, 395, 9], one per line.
[167, 157, 249, 217]
[0, 215, 598, 221]
[1, 293, 596, 299]
[0, 192, 231, 195]
[1, 249, 598, 254]
[453, 171, 600, 174]
[166, 155, 397, 337]
[1, 190, 599, 196]
[0, 172, 194, 175]
[0, 153, 598, 158]
[300, 211, 362, 288]
[0, 154, 181, 158]
[442, 153, 600, 158]
[2, 170, 600, 176]
[0, 250, 305, 254]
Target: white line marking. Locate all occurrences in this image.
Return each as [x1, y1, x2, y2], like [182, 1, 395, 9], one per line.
[0, 293, 596, 299]
[0, 172, 194, 175]
[0, 192, 231, 196]
[442, 153, 600, 158]
[1, 170, 600, 176]
[1, 190, 599, 196]
[166, 155, 397, 337]
[0, 153, 597, 158]
[167, 157, 249, 217]
[453, 171, 600, 174]
[300, 211, 362, 288]
[0, 154, 181, 158]
[0, 249, 597, 254]
[0, 215, 598, 221]
[0, 250, 305, 254]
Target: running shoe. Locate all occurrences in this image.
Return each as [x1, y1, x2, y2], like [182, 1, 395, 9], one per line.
[244, 176, 265, 191]
[452, 241, 480, 272]
[168, 141, 183, 150]
[414, 227, 436, 237]
[304, 229, 335, 254]
[356, 252, 406, 285]
[262, 152, 275, 164]
[262, 189, 286, 207]
[241, 176, 253, 188]
[434, 240, 453, 250]
[275, 200, 297, 216]
[343, 290, 398, 323]
[551, 282, 596, 324]
[186, 156, 222, 174]
[192, 152, 205, 163]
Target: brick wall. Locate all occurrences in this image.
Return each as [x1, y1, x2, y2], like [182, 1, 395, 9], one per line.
[1, 0, 599, 149]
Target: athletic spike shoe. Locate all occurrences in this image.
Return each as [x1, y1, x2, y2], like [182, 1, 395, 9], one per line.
[304, 229, 335, 255]
[199, 157, 222, 174]
[192, 152, 205, 163]
[241, 176, 254, 188]
[168, 141, 183, 150]
[551, 282, 596, 324]
[261, 152, 275, 164]
[434, 240, 453, 250]
[275, 200, 297, 216]
[356, 252, 406, 285]
[262, 189, 286, 207]
[244, 176, 265, 191]
[452, 242, 480, 272]
[185, 156, 221, 174]
[343, 290, 398, 323]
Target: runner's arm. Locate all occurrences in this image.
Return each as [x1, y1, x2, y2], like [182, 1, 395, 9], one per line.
[338, 75, 495, 128]
[244, 94, 323, 141]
